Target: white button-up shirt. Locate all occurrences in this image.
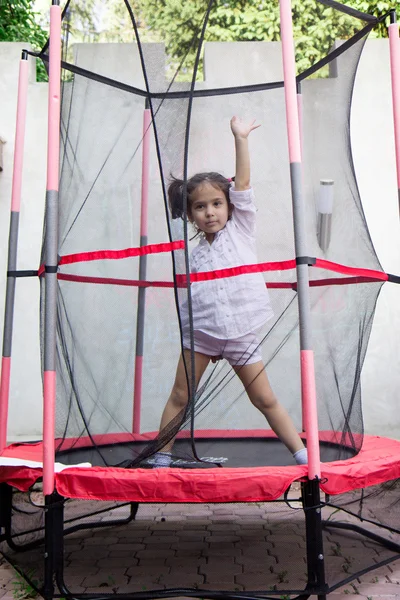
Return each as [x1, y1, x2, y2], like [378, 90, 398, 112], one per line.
[180, 187, 273, 340]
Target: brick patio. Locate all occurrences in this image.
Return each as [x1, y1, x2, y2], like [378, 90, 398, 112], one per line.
[1, 500, 399, 600]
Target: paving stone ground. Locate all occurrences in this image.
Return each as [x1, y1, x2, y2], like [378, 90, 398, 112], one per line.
[1, 499, 399, 600]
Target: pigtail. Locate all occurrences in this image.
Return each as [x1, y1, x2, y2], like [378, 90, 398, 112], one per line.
[167, 176, 186, 219]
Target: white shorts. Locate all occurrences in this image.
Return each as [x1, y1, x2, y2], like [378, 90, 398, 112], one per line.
[182, 330, 262, 366]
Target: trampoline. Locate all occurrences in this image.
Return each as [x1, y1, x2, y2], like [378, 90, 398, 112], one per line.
[1, 432, 400, 503]
[1, 0, 400, 599]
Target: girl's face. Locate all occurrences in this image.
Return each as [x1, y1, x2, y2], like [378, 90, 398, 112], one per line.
[189, 182, 231, 243]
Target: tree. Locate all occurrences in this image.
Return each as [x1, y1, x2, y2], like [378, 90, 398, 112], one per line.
[0, 0, 48, 80]
[136, 0, 399, 77]
[28, 0, 399, 80]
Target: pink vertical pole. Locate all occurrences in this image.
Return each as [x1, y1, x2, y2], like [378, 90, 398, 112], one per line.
[0, 357, 11, 452]
[46, 7, 61, 194]
[388, 14, 400, 216]
[280, 1, 301, 164]
[132, 105, 151, 433]
[280, 0, 320, 480]
[0, 52, 29, 452]
[297, 81, 303, 160]
[10, 57, 29, 215]
[43, 0, 61, 496]
[140, 108, 151, 238]
[296, 81, 305, 432]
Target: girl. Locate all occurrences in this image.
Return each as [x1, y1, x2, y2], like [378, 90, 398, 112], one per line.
[154, 116, 307, 468]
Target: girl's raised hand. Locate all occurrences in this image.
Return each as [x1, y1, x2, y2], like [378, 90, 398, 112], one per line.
[230, 116, 261, 139]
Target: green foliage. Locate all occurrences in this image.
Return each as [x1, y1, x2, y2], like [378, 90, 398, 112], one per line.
[55, 0, 153, 45]
[136, 0, 399, 78]
[0, 0, 48, 81]
[12, 569, 39, 600]
[28, 0, 400, 82]
[356, 1, 400, 36]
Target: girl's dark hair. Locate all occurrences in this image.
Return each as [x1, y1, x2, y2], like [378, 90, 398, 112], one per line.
[168, 172, 232, 220]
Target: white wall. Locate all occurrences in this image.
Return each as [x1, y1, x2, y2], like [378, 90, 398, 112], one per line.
[351, 40, 400, 438]
[0, 39, 399, 441]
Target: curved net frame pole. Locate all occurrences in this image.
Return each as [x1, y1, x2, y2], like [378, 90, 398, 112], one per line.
[388, 11, 400, 217]
[279, 0, 321, 480]
[0, 51, 29, 452]
[132, 102, 151, 434]
[43, 0, 62, 497]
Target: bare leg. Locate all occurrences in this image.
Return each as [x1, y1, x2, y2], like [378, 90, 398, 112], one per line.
[234, 361, 305, 455]
[159, 349, 211, 451]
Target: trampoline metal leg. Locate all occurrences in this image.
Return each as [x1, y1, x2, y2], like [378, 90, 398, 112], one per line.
[302, 479, 328, 599]
[43, 492, 64, 600]
[62, 501, 139, 537]
[0, 483, 12, 543]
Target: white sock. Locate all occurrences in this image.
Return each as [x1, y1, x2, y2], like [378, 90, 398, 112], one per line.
[153, 451, 172, 468]
[293, 448, 308, 465]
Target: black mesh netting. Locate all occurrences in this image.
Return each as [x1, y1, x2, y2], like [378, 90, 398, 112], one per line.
[37, 0, 384, 469]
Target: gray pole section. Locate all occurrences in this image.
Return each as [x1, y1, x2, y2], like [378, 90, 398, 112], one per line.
[43, 191, 59, 374]
[132, 103, 151, 433]
[2, 215, 19, 359]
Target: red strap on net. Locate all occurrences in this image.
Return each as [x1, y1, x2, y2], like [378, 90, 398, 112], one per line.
[39, 240, 390, 288]
[60, 240, 185, 266]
